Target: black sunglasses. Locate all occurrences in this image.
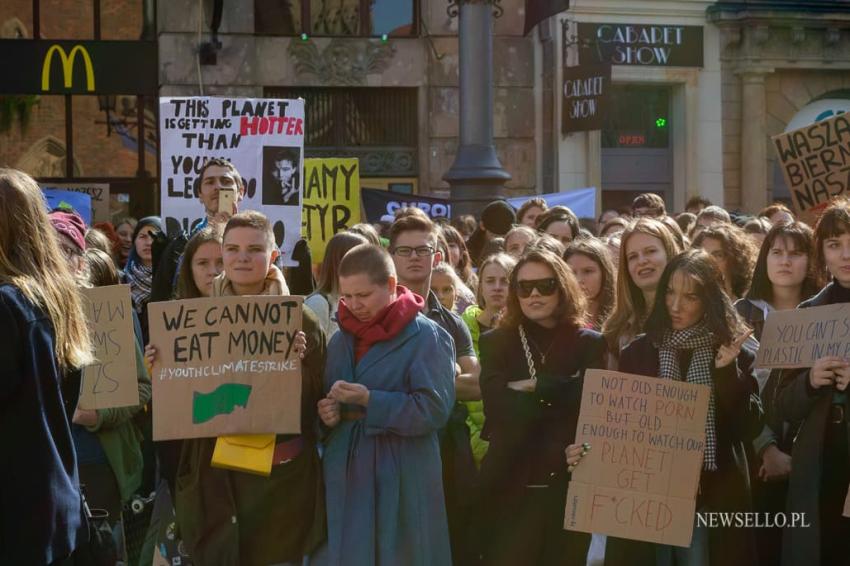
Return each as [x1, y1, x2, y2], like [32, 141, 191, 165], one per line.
[515, 278, 558, 298]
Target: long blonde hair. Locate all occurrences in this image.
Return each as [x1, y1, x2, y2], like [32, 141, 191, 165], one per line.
[0, 169, 92, 370]
[602, 218, 682, 355]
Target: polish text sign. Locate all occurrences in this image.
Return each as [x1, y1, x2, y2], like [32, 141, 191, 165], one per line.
[772, 112, 850, 217]
[756, 303, 850, 369]
[148, 296, 302, 440]
[78, 285, 139, 410]
[565, 369, 709, 547]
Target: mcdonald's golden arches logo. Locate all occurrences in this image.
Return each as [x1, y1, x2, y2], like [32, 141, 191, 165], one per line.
[41, 44, 95, 92]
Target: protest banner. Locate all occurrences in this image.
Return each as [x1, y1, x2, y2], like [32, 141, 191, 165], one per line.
[42, 183, 110, 223]
[755, 303, 850, 369]
[78, 285, 139, 410]
[147, 296, 303, 440]
[43, 188, 93, 225]
[565, 369, 710, 547]
[362, 188, 451, 222]
[159, 97, 304, 265]
[772, 112, 850, 218]
[302, 158, 361, 262]
[507, 187, 597, 219]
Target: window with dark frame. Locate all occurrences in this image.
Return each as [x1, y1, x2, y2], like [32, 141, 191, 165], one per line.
[255, 0, 418, 37]
[265, 86, 419, 178]
[1, 0, 157, 218]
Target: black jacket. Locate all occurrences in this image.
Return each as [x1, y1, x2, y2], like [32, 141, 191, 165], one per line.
[774, 282, 850, 566]
[604, 334, 763, 566]
[479, 322, 606, 498]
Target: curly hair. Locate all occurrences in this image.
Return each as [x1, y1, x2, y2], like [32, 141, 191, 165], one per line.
[692, 223, 758, 300]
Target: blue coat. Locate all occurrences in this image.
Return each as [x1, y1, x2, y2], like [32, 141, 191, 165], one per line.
[321, 313, 456, 566]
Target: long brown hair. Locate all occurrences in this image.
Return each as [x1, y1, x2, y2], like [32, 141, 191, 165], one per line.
[502, 249, 587, 329]
[646, 249, 747, 347]
[315, 231, 368, 295]
[564, 238, 616, 329]
[440, 224, 476, 289]
[177, 226, 223, 299]
[0, 169, 92, 370]
[603, 218, 682, 354]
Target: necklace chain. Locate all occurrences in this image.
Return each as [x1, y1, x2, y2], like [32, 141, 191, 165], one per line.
[518, 325, 537, 381]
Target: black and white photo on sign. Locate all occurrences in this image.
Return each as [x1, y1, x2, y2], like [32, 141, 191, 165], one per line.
[263, 146, 302, 206]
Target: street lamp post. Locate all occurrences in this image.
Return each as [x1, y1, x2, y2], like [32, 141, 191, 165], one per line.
[443, 0, 511, 218]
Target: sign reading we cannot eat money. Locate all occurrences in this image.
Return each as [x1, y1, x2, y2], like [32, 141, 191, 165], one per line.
[756, 303, 850, 369]
[565, 369, 710, 547]
[78, 285, 139, 410]
[148, 296, 303, 441]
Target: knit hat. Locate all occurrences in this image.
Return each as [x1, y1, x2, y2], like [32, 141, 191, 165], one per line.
[481, 200, 516, 236]
[49, 210, 87, 252]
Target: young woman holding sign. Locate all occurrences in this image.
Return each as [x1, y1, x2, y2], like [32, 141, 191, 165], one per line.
[0, 169, 93, 564]
[478, 249, 606, 565]
[775, 199, 850, 566]
[734, 221, 819, 566]
[568, 249, 762, 566]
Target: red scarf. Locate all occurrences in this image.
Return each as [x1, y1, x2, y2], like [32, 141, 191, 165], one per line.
[337, 285, 424, 362]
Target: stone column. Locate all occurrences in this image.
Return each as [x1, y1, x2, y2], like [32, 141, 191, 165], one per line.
[739, 70, 769, 212]
[444, 0, 511, 217]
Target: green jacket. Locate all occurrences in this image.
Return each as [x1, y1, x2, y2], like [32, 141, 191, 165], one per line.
[461, 305, 489, 467]
[86, 343, 151, 503]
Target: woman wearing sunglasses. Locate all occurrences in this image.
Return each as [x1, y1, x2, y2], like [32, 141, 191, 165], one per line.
[570, 249, 762, 566]
[478, 249, 606, 565]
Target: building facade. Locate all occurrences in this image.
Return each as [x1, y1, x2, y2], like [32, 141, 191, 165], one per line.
[158, 0, 537, 200]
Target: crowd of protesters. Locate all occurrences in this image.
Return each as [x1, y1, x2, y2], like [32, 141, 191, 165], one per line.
[2, 162, 849, 566]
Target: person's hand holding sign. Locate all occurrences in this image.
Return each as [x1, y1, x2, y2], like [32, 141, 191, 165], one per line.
[715, 330, 752, 369]
[809, 356, 848, 390]
[565, 442, 591, 473]
[329, 380, 370, 406]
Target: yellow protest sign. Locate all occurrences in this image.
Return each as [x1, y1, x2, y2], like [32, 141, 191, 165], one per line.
[301, 158, 361, 262]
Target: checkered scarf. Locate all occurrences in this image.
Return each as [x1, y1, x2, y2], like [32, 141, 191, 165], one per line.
[658, 322, 717, 471]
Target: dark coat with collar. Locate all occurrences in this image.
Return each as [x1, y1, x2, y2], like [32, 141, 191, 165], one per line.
[0, 284, 87, 565]
[478, 322, 606, 565]
[604, 334, 763, 566]
[774, 282, 850, 566]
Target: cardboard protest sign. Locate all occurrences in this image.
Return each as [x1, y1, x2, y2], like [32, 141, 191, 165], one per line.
[302, 158, 362, 262]
[772, 112, 850, 218]
[43, 188, 93, 225]
[756, 303, 850, 369]
[147, 296, 302, 440]
[42, 183, 110, 223]
[565, 369, 710, 547]
[361, 188, 451, 222]
[78, 285, 139, 410]
[159, 97, 304, 265]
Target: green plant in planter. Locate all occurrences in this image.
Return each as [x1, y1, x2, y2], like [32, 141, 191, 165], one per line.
[0, 95, 40, 133]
